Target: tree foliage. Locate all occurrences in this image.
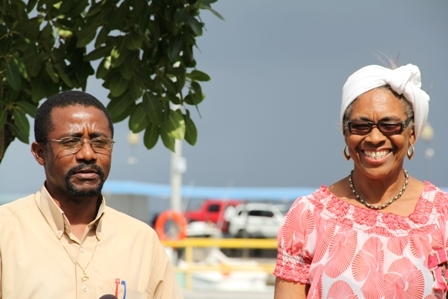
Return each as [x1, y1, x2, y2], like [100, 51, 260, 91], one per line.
[0, 0, 222, 163]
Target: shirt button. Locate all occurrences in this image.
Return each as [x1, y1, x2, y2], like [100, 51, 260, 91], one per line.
[79, 247, 85, 253]
[82, 285, 88, 292]
[57, 230, 63, 236]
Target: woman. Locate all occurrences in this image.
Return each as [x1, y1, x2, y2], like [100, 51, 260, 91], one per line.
[274, 63, 448, 298]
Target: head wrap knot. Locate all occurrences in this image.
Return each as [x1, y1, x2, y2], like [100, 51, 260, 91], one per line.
[341, 64, 430, 141]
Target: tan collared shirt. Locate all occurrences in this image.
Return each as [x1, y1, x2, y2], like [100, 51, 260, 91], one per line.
[0, 186, 183, 299]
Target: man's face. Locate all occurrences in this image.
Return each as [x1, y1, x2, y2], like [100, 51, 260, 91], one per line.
[32, 105, 113, 201]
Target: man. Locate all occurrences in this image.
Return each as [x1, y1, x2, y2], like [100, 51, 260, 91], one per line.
[0, 91, 183, 299]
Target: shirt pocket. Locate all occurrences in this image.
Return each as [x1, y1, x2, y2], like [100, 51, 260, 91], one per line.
[100, 279, 146, 299]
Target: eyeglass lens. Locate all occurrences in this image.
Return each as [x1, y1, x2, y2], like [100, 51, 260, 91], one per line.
[348, 121, 404, 135]
[58, 137, 113, 152]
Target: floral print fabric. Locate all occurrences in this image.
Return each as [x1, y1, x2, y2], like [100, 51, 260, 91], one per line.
[274, 182, 448, 299]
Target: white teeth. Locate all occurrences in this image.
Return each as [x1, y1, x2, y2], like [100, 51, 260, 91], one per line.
[364, 150, 389, 159]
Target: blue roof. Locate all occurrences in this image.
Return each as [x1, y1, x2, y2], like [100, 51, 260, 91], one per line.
[103, 180, 317, 201]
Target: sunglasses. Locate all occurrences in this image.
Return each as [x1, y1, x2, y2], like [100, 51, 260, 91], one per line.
[346, 117, 413, 135]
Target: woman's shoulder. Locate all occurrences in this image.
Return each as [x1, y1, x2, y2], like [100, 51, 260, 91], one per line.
[422, 181, 448, 202]
[288, 183, 345, 213]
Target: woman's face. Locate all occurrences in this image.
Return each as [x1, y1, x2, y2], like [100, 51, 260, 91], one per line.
[344, 87, 415, 179]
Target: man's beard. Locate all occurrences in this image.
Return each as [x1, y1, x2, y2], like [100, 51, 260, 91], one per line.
[64, 163, 105, 198]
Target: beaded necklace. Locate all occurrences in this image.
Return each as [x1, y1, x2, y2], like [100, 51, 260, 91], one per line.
[348, 170, 409, 210]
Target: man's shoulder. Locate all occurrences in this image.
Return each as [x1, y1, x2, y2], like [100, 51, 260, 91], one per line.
[0, 193, 37, 216]
[103, 206, 155, 233]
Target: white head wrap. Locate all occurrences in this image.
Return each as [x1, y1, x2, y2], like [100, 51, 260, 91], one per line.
[341, 64, 430, 141]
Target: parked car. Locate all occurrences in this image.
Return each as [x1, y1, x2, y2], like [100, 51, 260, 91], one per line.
[227, 202, 288, 238]
[184, 199, 243, 233]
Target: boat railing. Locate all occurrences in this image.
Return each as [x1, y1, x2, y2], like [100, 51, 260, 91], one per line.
[161, 238, 277, 291]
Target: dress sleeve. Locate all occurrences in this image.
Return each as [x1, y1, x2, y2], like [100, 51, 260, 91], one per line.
[274, 196, 316, 284]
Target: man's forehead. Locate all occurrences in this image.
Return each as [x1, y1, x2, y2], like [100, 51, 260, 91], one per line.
[50, 105, 110, 131]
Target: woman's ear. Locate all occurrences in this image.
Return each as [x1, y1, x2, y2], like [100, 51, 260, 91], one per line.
[31, 142, 46, 166]
[409, 126, 416, 145]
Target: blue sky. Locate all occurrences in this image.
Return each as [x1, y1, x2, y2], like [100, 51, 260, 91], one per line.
[1, 1, 448, 196]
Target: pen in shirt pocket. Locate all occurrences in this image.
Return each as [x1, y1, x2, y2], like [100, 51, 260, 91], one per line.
[114, 278, 127, 299]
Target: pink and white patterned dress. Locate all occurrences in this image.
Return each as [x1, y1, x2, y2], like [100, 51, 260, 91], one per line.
[274, 182, 448, 299]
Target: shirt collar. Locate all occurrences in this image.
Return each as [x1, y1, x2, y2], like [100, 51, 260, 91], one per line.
[35, 185, 106, 240]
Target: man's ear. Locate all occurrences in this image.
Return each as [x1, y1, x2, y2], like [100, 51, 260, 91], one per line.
[31, 142, 46, 166]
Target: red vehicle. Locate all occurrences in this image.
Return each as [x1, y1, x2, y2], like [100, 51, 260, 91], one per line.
[184, 199, 242, 233]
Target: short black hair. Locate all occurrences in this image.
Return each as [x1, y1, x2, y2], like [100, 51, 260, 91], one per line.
[34, 91, 114, 142]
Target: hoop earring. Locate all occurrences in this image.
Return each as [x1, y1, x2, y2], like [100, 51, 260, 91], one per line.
[343, 145, 351, 161]
[407, 144, 415, 160]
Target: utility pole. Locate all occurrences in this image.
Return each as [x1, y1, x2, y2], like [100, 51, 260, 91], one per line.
[170, 140, 186, 212]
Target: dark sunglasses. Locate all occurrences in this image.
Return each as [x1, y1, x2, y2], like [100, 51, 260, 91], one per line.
[346, 116, 413, 135]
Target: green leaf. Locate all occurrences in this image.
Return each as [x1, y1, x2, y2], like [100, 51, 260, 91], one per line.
[129, 103, 150, 133]
[60, 0, 88, 16]
[187, 70, 210, 82]
[109, 74, 129, 97]
[23, 52, 41, 77]
[182, 44, 196, 68]
[0, 35, 12, 54]
[5, 89, 19, 103]
[16, 57, 28, 80]
[84, 45, 113, 61]
[108, 2, 128, 30]
[11, 124, 29, 144]
[107, 93, 134, 121]
[138, 4, 151, 33]
[143, 122, 160, 150]
[54, 64, 73, 87]
[201, 0, 218, 4]
[125, 30, 143, 50]
[167, 35, 183, 62]
[191, 81, 203, 98]
[86, 1, 103, 17]
[164, 109, 186, 140]
[95, 27, 109, 48]
[203, 6, 224, 20]
[96, 57, 111, 79]
[174, 7, 189, 26]
[142, 92, 164, 126]
[110, 39, 129, 68]
[76, 27, 97, 48]
[45, 62, 59, 83]
[40, 22, 53, 40]
[12, 109, 30, 137]
[184, 111, 198, 145]
[119, 60, 133, 80]
[199, 0, 225, 20]
[129, 75, 143, 101]
[30, 75, 47, 103]
[158, 74, 178, 94]
[160, 128, 175, 152]
[26, 0, 38, 12]
[166, 93, 181, 105]
[0, 110, 7, 129]
[188, 16, 203, 36]
[184, 82, 204, 106]
[16, 101, 37, 117]
[5, 58, 21, 90]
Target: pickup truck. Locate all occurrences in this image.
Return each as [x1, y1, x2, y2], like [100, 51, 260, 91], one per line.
[184, 199, 242, 233]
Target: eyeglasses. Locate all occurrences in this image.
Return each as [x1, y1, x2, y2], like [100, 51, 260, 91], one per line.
[46, 137, 115, 153]
[346, 117, 413, 135]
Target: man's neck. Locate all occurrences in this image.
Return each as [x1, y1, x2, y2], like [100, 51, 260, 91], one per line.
[54, 196, 101, 240]
[54, 195, 101, 225]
